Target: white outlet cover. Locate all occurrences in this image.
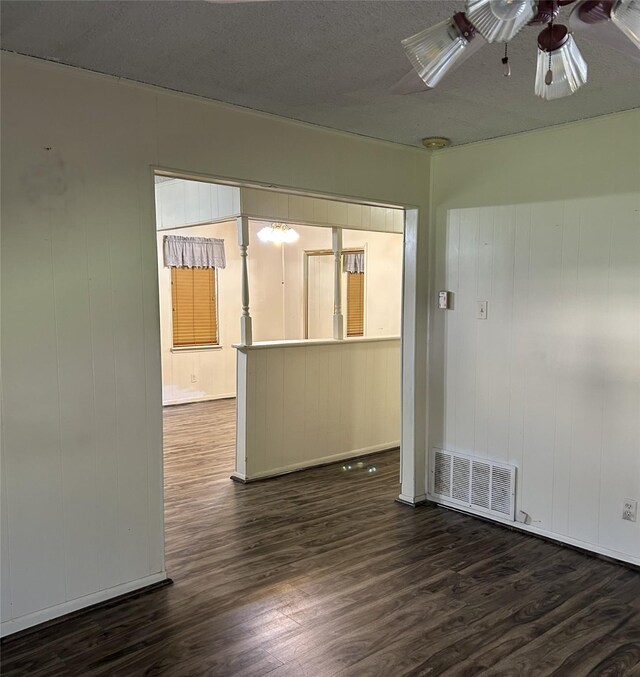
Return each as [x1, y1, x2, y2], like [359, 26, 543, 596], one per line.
[622, 498, 637, 522]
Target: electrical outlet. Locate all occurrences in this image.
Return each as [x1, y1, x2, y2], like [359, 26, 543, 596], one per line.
[622, 499, 637, 522]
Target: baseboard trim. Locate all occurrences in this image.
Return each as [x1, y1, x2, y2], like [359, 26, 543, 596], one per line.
[429, 498, 640, 569]
[1, 573, 171, 639]
[163, 394, 236, 406]
[396, 493, 430, 507]
[231, 444, 400, 483]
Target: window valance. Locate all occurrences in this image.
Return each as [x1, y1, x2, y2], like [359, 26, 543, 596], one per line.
[343, 252, 365, 274]
[163, 235, 226, 269]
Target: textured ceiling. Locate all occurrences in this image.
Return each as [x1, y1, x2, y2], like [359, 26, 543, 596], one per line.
[2, 0, 639, 147]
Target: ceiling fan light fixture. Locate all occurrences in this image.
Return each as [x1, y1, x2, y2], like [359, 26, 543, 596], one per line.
[611, 0, 640, 47]
[465, 0, 537, 42]
[402, 13, 477, 88]
[257, 223, 299, 244]
[535, 24, 588, 99]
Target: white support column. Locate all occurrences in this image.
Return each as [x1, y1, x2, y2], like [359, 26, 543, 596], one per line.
[397, 208, 428, 506]
[332, 227, 344, 340]
[237, 215, 253, 346]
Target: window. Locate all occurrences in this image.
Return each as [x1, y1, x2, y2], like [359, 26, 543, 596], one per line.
[171, 267, 218, 347]
[346, 270, 365, 337]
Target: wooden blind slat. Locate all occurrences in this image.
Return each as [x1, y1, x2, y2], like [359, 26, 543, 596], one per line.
[346, 271, 364, 337]
[171, 267, 218, 347]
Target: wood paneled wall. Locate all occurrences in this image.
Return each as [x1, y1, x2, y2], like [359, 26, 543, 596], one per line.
[235, 338, 401, 480]
[242, 187, 404, 233]
[155, 179, 241, 230]
[430, 196, 640, 565]
[155, 181, 404, 234]
[1, 53, 429, 636]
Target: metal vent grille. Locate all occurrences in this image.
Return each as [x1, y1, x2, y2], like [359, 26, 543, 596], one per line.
[431, 449, 516, 521]
[452, 456, 471, 502]
[471, 461, 491, 509]
[490, 466, 513, 516]
[434, 451, 451, 497]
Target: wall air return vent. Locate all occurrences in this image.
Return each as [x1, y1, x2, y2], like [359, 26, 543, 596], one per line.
[430, 448, 516, 521]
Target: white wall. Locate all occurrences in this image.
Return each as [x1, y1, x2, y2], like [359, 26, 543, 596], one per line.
[430, 110, 640, 565]
[0, 53, 429, 634]
[235, 338, 401, 480]
[155, 178, 240, 230]
[157, 221, 239, 405]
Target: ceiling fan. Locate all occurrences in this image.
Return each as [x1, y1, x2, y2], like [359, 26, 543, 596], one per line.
[400, 0, 640, 100]
[205, 0, 636, 98]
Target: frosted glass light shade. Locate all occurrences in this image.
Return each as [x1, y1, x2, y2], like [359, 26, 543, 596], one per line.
[402, 16, 474, 88]
[465, 0, 537, 42]
[535, 35, 588, 100]
[611, 0, 640, 48]
[257, 223, 299, 244]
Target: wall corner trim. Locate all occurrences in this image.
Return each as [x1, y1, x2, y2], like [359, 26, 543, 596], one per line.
[396, 493, 428, 507]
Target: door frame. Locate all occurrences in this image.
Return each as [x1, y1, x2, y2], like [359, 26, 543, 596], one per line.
[151, 165, 428, 512]
[303, 247, 366, 339]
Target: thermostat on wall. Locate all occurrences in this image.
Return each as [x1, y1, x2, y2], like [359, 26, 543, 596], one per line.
[438, 291, 453, 310]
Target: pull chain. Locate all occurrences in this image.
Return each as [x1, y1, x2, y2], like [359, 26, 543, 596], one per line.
[545, 20, 554, 86]
[501, 43, 511, 77]
[545, 50, 553, 85]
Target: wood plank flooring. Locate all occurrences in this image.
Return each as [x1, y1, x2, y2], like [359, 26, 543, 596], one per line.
[2, 399, 639, 676]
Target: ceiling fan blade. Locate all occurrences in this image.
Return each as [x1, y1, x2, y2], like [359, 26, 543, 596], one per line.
[569, 0, 640, 61]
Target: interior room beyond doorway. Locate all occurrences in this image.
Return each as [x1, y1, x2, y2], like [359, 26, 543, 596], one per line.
[155, 176, 404, 409]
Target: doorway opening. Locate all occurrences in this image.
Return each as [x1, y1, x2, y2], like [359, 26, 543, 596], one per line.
[304, 248, 365, 339]
[154, 168, 422, 579]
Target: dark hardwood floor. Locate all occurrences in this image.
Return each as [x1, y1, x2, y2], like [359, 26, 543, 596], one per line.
[2, 399, 640, 676]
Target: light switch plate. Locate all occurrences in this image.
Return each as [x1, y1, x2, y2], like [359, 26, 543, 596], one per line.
[438, 291, 453, 310]
[477, 301, 488, 320]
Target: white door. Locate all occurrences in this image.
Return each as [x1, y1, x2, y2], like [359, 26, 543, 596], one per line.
[306, 254, 334, 339]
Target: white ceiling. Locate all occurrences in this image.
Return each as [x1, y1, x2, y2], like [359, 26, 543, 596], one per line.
[2, 0, 639, 147]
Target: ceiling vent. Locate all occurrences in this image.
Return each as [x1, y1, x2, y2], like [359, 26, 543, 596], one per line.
[431, 448, 516, 521]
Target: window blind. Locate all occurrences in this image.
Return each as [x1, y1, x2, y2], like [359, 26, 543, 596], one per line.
[171, 267, 218, 347]
[346, 272, 365, 337]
